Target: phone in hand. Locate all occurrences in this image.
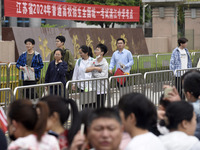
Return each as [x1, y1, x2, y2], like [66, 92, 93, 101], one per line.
[164, 87, 173, 98]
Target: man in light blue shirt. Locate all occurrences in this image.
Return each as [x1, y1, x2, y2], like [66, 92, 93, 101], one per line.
[109, 38, 134, 74]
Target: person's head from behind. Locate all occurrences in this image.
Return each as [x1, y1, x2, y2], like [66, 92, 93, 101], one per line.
[178, 37, 188, 48]
[95, 44, 108, 57]
[79, 45, 93, 59]
[87, 108, 123, 150]
[56, 35, 65, 48]
[54, 48, 64, 61]
[7, 99, 49, 141]
[183, 71, 200, 102]
[116, 38, 125, 50]
[24, 38, 35, 51]
[163, 101, 196, 136]
[40, 95, 80, 144]
[118, 93, 157, 135]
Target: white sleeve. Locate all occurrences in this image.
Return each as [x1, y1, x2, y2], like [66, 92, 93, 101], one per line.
[190, 142, 200, 150]
[72, 61, 79, 81]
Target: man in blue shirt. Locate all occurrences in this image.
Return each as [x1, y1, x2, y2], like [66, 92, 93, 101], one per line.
[109, 38, 134, 74]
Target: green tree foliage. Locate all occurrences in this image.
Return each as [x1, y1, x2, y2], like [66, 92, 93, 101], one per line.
[66, 0, 147, 28]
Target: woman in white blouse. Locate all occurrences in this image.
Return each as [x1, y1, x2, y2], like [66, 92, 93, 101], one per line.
[72, 45, 94, 92]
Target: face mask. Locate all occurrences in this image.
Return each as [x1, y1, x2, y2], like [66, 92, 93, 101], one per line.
[96, 55, 101, 59]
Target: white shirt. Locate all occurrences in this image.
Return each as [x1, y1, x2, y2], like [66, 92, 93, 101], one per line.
[178, 48, 188, 69]
[8, 134, 60, 150]
[125, 132, 166, 150]
[91, 58, 108, 94]
[159, 131, 200, 150]
[72, 57, 93, 90]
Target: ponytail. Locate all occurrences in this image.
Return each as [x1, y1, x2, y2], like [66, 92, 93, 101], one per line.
[65, 99, 80, 145]
[34, 102, 49, 141]
[8, 99, 49, 141]
[80, 45, 93, 58]
[88, 46, 93, 58]
[40, 96, 80, 145]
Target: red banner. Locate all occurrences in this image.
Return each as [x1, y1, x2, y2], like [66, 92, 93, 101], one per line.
[4, 0, 140, 22]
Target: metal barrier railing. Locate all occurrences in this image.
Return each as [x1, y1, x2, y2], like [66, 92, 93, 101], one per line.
[131, 56, 138, 74]
[137, 54, 157, 74]
[13, 82, 64, 100]
[108, 73, 143, 107]
[156, 54, 171, 71]
[144, 70, 174, 106]
[66, 77, 109, 111]
[0, 63, 8, 88]
[0, 88, 14, 113]
[7, 62, 20, 90]
[174, 67, 200, 99]
[39, 61, 49, 84]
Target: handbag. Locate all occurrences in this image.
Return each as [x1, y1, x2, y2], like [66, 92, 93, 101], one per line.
[114, 68, 126, 85]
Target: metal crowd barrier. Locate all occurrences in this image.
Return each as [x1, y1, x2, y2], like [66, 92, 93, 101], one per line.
[137, 54, 157, 74]
[156, 54, 171, 71]
[108, 73, 143, 107]
[13, 82, 64, 100]
[144, 70, 174, 106]
[7, 62, 20, 90]
[0, 88, 14, 113]
[0, 63, 8, 88]
[39, 61, 50, 84]
[174, 67, 200, 99]
[66, 77, 109, 111]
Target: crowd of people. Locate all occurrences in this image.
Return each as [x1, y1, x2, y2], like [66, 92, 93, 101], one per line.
[1, 36, 199, 150]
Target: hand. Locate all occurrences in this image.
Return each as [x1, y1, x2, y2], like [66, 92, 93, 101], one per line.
[96, 67, 102, 73]
[157, 110, 165, 120]
[109, 70, 113, 75]
[70, 131, 87, 150]
[72, 84, 76, 91]
[58, 60, 62, 63]
[20, 66, 24, 70]
[163, 85, 181, 102]
[31, 67, 34, 72]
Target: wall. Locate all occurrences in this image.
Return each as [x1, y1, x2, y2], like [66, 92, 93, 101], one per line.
[145, 37, 169, 54]
[0, 41, 15, 63]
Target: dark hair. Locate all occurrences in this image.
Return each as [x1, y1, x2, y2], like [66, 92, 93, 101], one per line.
[79, 108, 94, 135]
[96, 44, 108, 56]
[54, 48, 64, 59]
[118, 92, 157, 129]
[183, 71, 200, 99]
[159, 94, 171, 109]
[116, 38, 125, 44]
[8, 99, 49, 141]
[56, 35, 66, 43]
[178, 38, 188, 46]
[40, 95, 80, 145]
[162, 101, 194, 130]
[24, 38, 35, 45]
[80, 45, 93, 57]
[87, 108, 121, 128]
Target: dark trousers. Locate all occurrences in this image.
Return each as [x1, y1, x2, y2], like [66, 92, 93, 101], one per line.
[23, 80, 37, 99]
[97, 94, 106, 108]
